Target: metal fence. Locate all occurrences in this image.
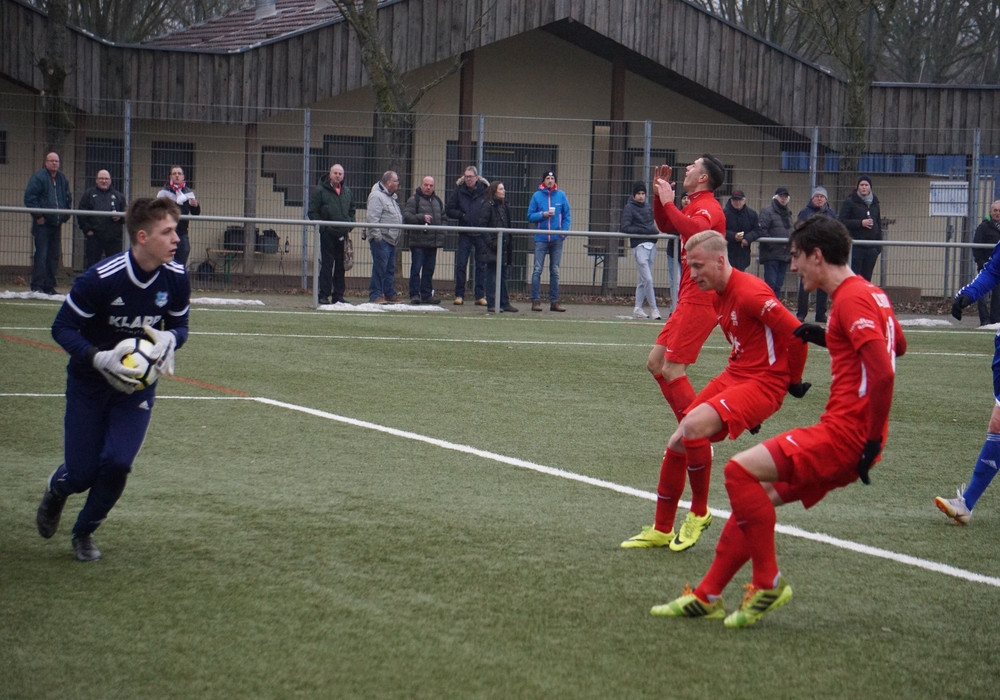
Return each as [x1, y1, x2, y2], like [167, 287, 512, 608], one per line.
[2, 93, 999, 303]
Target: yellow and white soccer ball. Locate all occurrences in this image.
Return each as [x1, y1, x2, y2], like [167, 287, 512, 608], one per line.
[116, 337, 159, 389]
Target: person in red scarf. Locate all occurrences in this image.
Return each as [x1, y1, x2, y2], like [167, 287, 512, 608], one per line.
[156, 165, 200, 266]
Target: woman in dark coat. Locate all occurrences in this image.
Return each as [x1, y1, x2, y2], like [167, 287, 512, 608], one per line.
[478, 181, 519, 313]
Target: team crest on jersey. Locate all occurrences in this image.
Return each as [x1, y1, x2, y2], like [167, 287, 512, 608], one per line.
[155, 292, 168, 308]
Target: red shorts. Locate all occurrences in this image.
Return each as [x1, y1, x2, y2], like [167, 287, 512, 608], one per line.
[693, 372, 786, 441]
[764, 423, 869, 508]
[655, 301, 717, 365]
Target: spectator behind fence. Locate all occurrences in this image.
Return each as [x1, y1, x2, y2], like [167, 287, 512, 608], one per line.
[749, 186, 793, 299]
[446, 165, 489, 306]
[403, 176, 445, 304]
[366, 170, 402, 304]
[156, 165, 200, 267]
[838, 175, 882, 281]
[78, 170, 126, 269]
[308, 164, 355, 305]
[622, 181, 661, 320]
[794, 186, 836, 322]
[723, 189, 756, 273]
[478, 180, 518, 313]
[527, 171, 571, 312]
[24, 151, 72, 295]
[971, 200, 1000, 326]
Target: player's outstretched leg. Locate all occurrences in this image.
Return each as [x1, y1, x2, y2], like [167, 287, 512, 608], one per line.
[651, 584, 725, 619]
[723, 577, 792, 628]
[934, 484, 971, 525]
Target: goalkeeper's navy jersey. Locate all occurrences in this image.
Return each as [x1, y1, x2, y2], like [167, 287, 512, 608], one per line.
[52, 250, 190, 382]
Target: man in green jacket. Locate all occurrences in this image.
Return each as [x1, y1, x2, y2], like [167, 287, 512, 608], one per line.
[308, 164, 356, 304]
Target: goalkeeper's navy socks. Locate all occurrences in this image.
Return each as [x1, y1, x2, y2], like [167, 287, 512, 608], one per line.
[965, 432, 1000, 509]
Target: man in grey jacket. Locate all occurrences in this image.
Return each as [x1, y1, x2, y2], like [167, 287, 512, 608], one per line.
[366, 171, 402, 303]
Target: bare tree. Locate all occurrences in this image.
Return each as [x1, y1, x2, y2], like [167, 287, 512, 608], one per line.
[328, 0, 464, 188]
[25, 0, 249, 43]
[36, 0, 74, 152]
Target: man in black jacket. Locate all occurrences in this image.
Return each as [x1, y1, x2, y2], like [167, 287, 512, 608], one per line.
[723, 190, 757, 272]
[838, 175, 882, 282]
[403, 176, 446, 304]
[973, 200, 1000, 325]
[446, 165, 489, 305]
[308, 164, 356, 304]
[795, 186, 836, 322]
[78, 170, 126, 268]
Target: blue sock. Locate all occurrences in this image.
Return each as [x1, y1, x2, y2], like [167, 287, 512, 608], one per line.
[964, 433, 1000, 510]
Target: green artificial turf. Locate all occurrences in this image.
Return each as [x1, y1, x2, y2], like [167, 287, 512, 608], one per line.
[2, 300, 998, 699]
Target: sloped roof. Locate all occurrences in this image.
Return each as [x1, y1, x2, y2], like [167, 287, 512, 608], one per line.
[141, 0, 349, 52]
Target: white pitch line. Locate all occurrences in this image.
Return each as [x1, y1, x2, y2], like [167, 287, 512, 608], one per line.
[5, 391, 999, 587]
[251, 395, 1000, 589]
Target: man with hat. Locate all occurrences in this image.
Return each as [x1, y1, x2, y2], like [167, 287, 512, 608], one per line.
[622, 181, 662, 319]
[748, 187, 794, 298]
[723, 189, 757, 272]
[838, 175, 883, 281]
[795, 186, 837, 322]
[527, 171, 571, 312]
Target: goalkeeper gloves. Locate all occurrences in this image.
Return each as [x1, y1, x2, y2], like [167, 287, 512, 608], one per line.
[143, 323, 177, 375]
[856, 439, 881, 485]
[793, 323, 827, 347]
[951, 293, 972, 321]
[90, 346, 142, 394]
[788, 382, 812, 399]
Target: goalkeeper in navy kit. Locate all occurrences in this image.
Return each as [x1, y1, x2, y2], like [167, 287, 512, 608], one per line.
[36, 197, 190, 561]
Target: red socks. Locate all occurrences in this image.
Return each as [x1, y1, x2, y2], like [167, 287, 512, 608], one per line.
[654, 448, 687, 533]
[724, 459, 779, 590]
[681, 436, 712, 517]
[655, 374, 696, 422]
[695, 517, 750, 601]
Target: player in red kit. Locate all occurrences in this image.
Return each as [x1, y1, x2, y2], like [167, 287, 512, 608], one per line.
[651, 216, 906, 628]
[626, 232, 810, 552]
[623, 155, 728, 549]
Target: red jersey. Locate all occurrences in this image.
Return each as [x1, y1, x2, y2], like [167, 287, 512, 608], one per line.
[714, 269, 807, 389]
[821, 275, 906, 442]
[652, 190, 725, 306]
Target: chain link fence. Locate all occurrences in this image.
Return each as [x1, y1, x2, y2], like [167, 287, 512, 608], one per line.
[2, 92, 998, 304]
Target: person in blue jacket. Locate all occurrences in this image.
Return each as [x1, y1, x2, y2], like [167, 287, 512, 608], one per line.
[527, 171, 571, 312]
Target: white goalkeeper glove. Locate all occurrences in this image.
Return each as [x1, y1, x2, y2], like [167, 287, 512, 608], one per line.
[143, 323, 177, 375]
[91, 346, 142, 394]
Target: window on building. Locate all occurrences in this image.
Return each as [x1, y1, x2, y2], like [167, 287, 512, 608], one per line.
[85, 137, 125, 188]
[0, 131, 6, 164]
[150, 141, 195, 188]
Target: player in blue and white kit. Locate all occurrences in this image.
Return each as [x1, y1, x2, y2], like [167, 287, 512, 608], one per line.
[36, 197, 190, 561]
[939, 243, 1000, 525]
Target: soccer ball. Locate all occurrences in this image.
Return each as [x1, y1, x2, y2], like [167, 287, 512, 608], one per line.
[117, 337, 159, 389]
